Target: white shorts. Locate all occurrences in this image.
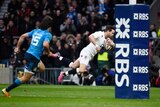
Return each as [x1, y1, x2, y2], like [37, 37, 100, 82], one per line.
[79, 48, 92, 65]
[24, 68, 35, 74]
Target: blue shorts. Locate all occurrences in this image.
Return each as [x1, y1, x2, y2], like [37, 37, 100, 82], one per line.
[24, 52, 40, 71]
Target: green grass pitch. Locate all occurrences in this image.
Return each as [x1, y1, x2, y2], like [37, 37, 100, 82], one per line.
[0, 84, 159, 107]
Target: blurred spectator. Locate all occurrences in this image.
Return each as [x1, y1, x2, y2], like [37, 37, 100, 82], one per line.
[66, 5, 77, 24]
[0, 37, 13, 67]
[31, 1, 41, 18]
[76, 13, 82, 30]
[41, 10, 49, 19]
[52, 0, 64, 11]
[12, 38, 18, 49]
[150, 24, 158, 48]
[8, 54, 16, 68]
[74, 33, 84, 59]
[86, 0, 96, 15]
[4, 20, 18, 40]
[52, 9, 64, 36]
[35, 20, 41, 29]
[0, 19, 6, 37]
[8, 0, 17, 14]
[98, 0, 105, 15]
[60, 42, 73, 61]
[150, 24, 157, 39]
[50, 35, 58, 52]
[41, 0, 51, 10]
[66, 34, 75, 45]
[103, 0, 111, 14]
[2, 12, 10, 25]
[59, 33, 67, 47]
[70, 43, 77, 61]
[17, 2, 32, 34]
[76, 14, 90, 34]
[75, 33, 82, 45]
[17, 2, 30, 18]
[88, 11, 100, 32]
[101, 13, 110, 30]
[29, 11, 37, 27]
[9, 13, 19, 26]
[19, 16, 34, 34]
[64, 0, 72, 9]
[60, 17, 76, 35]
[96, 67, 115, 86]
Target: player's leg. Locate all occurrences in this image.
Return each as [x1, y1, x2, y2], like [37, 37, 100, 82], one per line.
[17, 60, 45, 79]
[78, 51, 96, 85]
[2, 53, 39, 97]
[2, 68, 34, 97]
[78, 53, 89, 76]
[37, 60, 45, 72]
[79, 63, 87, 75]
[69, 58, 80, 69]
[58, 59, 80, 84]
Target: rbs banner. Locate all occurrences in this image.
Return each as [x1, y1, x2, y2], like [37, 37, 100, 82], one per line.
[115, 4, 149, 99]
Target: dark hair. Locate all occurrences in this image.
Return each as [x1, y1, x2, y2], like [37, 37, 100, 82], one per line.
[104, 25, 114, 32]
[39, 16, 53, 30]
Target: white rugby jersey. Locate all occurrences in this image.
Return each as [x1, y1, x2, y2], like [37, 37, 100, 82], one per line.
[85, 31, 106, 58]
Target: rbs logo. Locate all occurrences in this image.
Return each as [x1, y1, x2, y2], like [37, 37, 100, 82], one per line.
[133, 13, 149, 20]
[133, 84, 149, 91]
[115, 18, 130, 39]
[115, 18, 130, 87]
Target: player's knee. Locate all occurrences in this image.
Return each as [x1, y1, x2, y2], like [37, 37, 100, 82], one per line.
[79, 66, 86, 74]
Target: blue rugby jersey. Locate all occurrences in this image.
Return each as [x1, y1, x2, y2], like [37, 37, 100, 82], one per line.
[26, 29, 52, 60]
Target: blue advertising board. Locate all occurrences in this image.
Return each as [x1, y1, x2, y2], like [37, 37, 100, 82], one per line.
[115, 4, 149, 99]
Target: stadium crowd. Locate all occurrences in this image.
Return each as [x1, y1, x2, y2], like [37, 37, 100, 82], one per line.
[0, 0, 159, 86]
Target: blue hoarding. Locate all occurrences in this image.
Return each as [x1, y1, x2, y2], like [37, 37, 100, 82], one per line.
[115, 4, 149, 99]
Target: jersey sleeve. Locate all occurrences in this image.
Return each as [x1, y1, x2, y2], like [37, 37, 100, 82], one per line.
[27, 29, 36, 38]
[44, 32, 52, 43]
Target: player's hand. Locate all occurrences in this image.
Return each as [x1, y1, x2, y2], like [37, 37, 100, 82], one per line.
[49, 52, 59, 58]
[106, 38, 115, 48]
[105, 45, 111, 50]
[14, 47, 20, 54]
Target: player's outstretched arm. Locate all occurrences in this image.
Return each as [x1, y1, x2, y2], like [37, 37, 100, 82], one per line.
[15, 33, 28, 53]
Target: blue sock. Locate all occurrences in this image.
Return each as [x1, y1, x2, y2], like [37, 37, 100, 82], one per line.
[6, 78, 22, 92]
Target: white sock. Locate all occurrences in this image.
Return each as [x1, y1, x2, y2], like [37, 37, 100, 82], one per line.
[64, 71, 68, 76]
